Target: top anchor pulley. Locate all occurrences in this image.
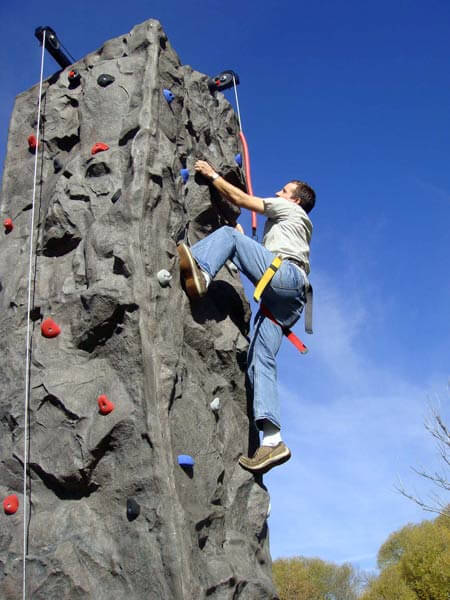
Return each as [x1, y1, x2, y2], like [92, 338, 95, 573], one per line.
[34, 26, 74, 69]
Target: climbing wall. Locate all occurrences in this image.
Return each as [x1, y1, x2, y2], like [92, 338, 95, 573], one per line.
[0, 19, 277, 600]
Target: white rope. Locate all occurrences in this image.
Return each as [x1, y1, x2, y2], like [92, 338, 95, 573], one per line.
[23, 28, 47, 600]
[232, 75, 243, 132]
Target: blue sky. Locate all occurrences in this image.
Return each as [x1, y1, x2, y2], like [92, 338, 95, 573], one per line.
[1, 0, 449, 573]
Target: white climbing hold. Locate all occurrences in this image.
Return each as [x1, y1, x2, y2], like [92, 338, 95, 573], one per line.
[267, 501, 271, 518]
[210, 397, 220, 412]
[157, 269, 172, 287]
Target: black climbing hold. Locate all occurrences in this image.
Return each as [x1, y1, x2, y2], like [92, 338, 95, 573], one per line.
[35, 26, 73, 69]
[207, 70, 240, 93]
[126, 497, 140, 521]
[97, 74, 115, 87]
[111, 189, 122, 204]
[163, 89, 175, 104]
[68, 69, 81, 86]
[53, 158, 62, 173]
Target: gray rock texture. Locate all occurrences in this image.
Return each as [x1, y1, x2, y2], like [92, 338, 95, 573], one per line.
[0, 19, 278, 600]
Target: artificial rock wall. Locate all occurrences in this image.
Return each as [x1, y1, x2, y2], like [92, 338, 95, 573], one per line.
[0, 19, 278, 600]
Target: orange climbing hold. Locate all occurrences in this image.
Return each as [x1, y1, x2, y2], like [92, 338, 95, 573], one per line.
[41, 318, 61, 338]
[3, 494, 19, 515]
[3, 218, 13, 233]
[97, 394, 115, 415]
[28, 135, 37, 152]
[91, 142, 109, 155]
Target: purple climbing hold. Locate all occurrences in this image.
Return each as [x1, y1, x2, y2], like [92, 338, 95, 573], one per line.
[177, 454, 195, 467]
[235, 153, 242, 167]
[163, 89, 175, 104]
[180, 168, 189, 184]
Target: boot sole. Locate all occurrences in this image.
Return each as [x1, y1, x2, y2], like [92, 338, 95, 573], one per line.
[177, 244, 206, 299]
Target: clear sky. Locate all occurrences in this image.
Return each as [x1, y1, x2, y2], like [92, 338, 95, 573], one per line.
[1, 0, 449, 573]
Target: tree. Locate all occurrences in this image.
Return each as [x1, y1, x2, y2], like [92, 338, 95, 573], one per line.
[272, 556, 362, 600]
[361, 510, 450, 600]
[397, 397, 449, 516]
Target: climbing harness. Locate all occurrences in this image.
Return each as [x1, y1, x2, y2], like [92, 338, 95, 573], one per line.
[254, 256, 283, 302]
[35, 26, 75, 69]
[254, 257, 314, 335]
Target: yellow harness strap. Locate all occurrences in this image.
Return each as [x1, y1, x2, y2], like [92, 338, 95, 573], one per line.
[253, 256, 283, 301]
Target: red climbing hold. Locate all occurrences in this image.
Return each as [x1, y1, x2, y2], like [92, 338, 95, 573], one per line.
[4, 218, 13, 233]
[97, 394, 115, 415]
[28, 135, 37, 152]
[41, 318, 61, 338]
[91, 142, 109, 155]
[3, 494, 19, 515]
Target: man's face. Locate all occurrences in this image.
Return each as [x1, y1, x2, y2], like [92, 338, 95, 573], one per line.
[276, 182, 299, 203]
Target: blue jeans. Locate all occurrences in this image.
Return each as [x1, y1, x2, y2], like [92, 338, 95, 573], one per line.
[191, 226, 307, 430]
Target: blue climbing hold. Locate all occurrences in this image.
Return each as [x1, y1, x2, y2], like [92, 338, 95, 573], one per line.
[163, 89, 175, 104]
[180, 168, 189, 184]
[235, 153, 242, 167]
[177, 454, 195, 467]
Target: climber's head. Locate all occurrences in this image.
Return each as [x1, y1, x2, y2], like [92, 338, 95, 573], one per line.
[276, 181, 316, 214]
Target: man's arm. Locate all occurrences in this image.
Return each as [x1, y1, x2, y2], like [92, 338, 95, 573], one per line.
[194, 160, 265, 214]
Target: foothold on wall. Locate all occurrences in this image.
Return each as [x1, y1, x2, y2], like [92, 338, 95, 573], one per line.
[53, 158, 62, 173]
[41, 318, 61, 338]
[68, 69, 81, 85]
[91, 142, 110, 155]
[3, 494, 19, 515]
[210, 397, 220, 412]
[180, 168, 189, 184]
[28, 135, 37, 153]
[97, 73, 115, 87]
[98, 394, 115, 415]
[177, 454, 195, 467]
[235, 153, 242, 167]
[3, 218, 13, 233]
[111, 189, 122, 204]
[163, 89, 175, 104]
[157, 269, 172, 287]
[126, 497, 140, 521]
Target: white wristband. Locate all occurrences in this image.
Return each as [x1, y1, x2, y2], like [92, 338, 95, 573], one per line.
[211, 173, 220, 181]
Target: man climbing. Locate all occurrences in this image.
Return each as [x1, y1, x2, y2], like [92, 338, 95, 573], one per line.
[178, 159, 315, 473]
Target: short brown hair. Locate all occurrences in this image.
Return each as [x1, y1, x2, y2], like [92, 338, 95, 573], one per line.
[290, 180, 316, 214]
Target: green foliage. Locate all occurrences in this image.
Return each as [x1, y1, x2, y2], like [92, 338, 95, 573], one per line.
[272, 556, 361, 600]
[361, 508, 450, 600]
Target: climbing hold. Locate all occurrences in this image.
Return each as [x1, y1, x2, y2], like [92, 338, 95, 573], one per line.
[53, 158, 62, 173]
[97, 73, 115, 87]
[41, 318, 61, 338]
[111, 189, 122, 204]
[157, 269, 172, 287]
[180, 168, 189, 184]
[3, 494, 19, 515]
[163, 89, 175, 104]
[210, 397, 220, 412]
[3, 218, 13, 233]
[126, 497, 140, 521]
[68, 69, 81, 85]
[177, 454, 195, 467]
[207, 70, 240, 92]
[97, 394, 115, 415]
[91, 142, 109, 155]
[28, 134, 37, 152]
[235, 153, 242, 167]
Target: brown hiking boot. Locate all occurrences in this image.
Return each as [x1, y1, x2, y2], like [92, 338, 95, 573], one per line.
[177, 243, 207, 299]
[238, 442, 291, 473]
